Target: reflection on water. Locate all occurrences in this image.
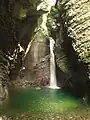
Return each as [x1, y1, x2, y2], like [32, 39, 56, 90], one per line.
[5, 88, 86, 114]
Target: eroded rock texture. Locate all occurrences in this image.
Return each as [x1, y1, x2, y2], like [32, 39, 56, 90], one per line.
[12, 30, 50, 88]
[13, 55, 50, 88]
[10, 0, 50, 88]
[0, 51, 9, 103]
[55, 0, 90, 97]
[57, 0, 90, 68]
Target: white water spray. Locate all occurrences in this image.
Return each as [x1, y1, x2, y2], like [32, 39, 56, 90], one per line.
[49, 37, 59, 89]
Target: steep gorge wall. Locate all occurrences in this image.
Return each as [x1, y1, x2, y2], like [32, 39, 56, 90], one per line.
[11, 0, 51, 87]
[55, 0, 90, 97]
[57, 0, 90, 68]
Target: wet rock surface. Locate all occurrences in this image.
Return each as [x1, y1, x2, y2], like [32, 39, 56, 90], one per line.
[12, 55, 50, 88]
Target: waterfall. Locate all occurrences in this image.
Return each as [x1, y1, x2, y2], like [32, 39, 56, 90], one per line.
[49, 37, 59, 89]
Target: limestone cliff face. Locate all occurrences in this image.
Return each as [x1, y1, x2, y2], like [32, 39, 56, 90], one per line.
[0, 0, 51, 100]
[57, 0, 90, 68]
[11, 0, 50, 87]
[24, 30, 49, 69]
[54, 0, 90, 96]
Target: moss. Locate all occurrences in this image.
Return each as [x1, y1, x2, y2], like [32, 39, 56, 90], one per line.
[19, 8, 27, 19]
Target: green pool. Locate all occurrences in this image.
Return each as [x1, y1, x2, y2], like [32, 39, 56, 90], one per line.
[0, 87, 89, 119]
[6, 87, 86, 113]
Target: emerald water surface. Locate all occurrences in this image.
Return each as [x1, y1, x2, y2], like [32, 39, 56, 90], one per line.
[6, 88, 86, 113]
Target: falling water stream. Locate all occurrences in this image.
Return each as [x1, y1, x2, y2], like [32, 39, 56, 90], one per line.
[49, 37, 59, 89]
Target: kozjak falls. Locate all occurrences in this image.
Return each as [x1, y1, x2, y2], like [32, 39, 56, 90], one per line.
[0, 0, 90, 119]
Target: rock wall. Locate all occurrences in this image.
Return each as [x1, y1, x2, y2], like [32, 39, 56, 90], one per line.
[55, 0, 90, 97]
[10, 0, 51, 87]
[9, 0, 50, 88]
[54, 23, 88, 97]
[12, 55, 50, 88]
[24, 30, 49, 69]
[57, 0, 90, 68]
[0, 51, 9, 103]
